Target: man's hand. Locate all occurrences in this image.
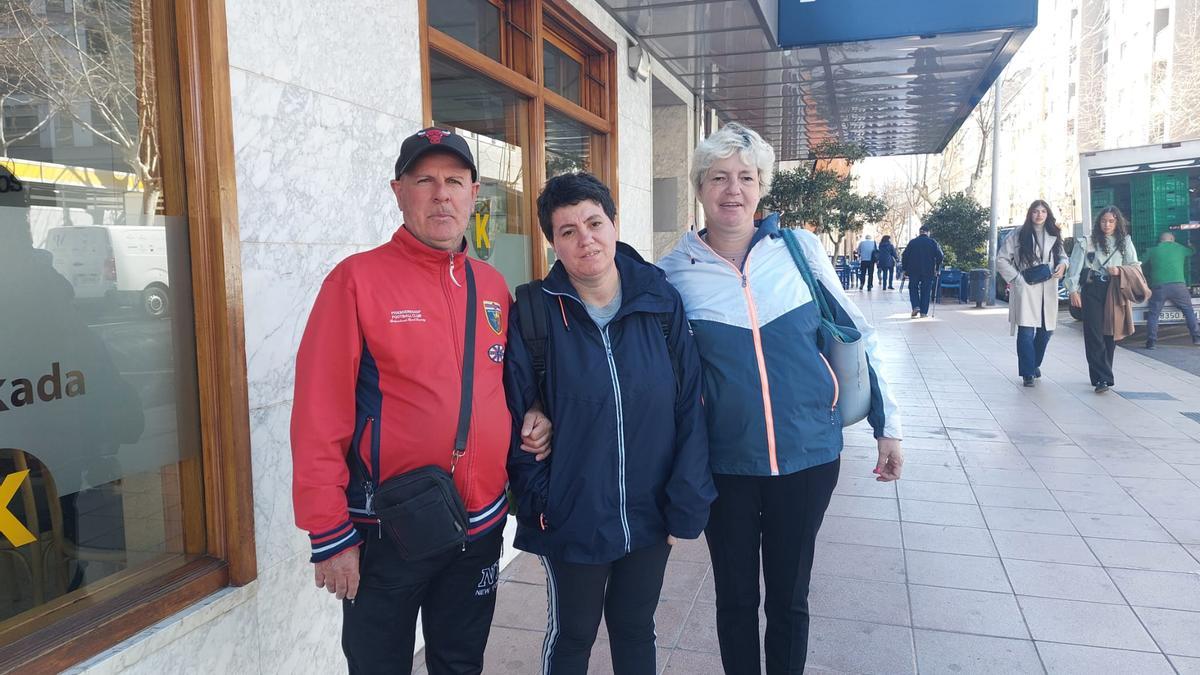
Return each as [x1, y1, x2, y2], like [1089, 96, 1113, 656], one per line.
[1052, 263, 1067, 279]
[1107, 266, 1121, 277]
[521, 406, 552, 461]
[873, 437, 903, 482]
[314, 546, 360, 601]
[1070, 291, 1082, 309]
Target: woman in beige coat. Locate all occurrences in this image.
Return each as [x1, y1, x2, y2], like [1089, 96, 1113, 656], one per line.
[996, 200, 1070, 387]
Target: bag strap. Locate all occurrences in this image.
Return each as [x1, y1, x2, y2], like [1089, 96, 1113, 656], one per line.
[357, 257, 477, 489]
[656, 312, 682, 395]
[781, 229, 856, 342]
[451, 260, 477, 474]
[514, 279, 550, 400]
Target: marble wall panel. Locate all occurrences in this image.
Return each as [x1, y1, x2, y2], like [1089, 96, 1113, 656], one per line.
[241, 240, 363, 409]
[225, 0, 422, 121]
[254, 550, 347, 673]
[250, 400, 308, 572]
[70, 587, 260, 675]
[618, 185, 654, 258]
[230, 68, 417, 247]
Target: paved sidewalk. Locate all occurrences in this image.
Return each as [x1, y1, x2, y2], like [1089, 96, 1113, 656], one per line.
[435, 288, 1200, 674]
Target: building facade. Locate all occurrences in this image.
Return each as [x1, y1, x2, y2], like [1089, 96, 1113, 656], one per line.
[921, 0, 1200, 233]
[0, 0, 700, 671]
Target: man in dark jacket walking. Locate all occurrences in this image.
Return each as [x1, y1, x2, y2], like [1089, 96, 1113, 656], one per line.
[902, 225, 944, 317]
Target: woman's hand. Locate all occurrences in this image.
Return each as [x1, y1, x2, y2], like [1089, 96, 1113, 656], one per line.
[1070, 292, 1082, 308]
[667, 536, 677, 546]
[873, 438, 903, 482]
[1107, 266, 1121, 277]
[1052, 263, 1067, 279]
[520, 405, 552, 461]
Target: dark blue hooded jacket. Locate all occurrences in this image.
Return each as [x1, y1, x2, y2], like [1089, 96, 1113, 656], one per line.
[504, 243, 715, 564]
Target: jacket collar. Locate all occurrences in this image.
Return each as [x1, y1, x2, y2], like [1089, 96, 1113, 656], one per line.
[682, 212, 782, 263]
[542, 241, 674, 315]
[390, 225, 469, 269]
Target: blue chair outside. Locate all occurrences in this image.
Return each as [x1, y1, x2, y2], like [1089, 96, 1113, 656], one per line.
[835, 265, 848, 289]
[937, 269, 965, 303]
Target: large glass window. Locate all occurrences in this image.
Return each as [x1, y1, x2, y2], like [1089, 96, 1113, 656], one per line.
[543, 41, 582, 103]
[427, 0, 502, 61]
[1, 0, 206, 650]
[545, 109, 591, 177]
[423, 0, 615, 281]
[430, 55, 533, 290]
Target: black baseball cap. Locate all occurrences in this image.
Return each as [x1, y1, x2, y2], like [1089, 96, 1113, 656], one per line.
[394, 127, 478, 182]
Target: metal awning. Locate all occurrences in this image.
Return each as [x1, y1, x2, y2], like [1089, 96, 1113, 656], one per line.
[608, 0, 1037, 159]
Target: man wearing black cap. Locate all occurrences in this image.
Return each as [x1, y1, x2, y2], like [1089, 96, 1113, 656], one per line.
[291, 128, 551, 673]
[901, 225, 944, 318]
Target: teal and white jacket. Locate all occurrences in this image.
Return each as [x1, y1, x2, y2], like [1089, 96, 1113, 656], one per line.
[658, 217, 902, 477]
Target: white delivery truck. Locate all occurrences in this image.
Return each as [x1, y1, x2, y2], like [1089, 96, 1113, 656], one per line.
[1080, 140, 1200, 325]
[43, 225, 171, 318]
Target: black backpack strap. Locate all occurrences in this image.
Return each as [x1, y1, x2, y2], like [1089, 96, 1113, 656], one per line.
[515, 280, 550, 399]
[656, 312, 681, 397]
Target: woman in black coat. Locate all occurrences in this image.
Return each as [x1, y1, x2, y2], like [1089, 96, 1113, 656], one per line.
[876, 235, 898, 290]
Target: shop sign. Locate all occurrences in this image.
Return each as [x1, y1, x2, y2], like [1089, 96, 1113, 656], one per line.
[0, 470, 35, 547]
[777, 0, 1037, 48]
[472, 198, 497, 261]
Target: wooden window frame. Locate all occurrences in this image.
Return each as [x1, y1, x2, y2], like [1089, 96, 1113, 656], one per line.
[0, 0, 255, 671]
[419, 0, 618, 279]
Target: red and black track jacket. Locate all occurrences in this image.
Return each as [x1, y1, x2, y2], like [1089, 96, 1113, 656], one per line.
[291, 225, 513, 562]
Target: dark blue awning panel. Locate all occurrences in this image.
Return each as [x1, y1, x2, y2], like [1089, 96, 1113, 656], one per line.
[606, 0, 1037, 158]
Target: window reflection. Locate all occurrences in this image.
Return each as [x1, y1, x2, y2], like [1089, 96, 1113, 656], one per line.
[545, 109, 591, 177]
[0, 1, 203, 633]
[428, 0, 502, 61]
[430, 54, 533, 290]
[543, 42, 582, 103]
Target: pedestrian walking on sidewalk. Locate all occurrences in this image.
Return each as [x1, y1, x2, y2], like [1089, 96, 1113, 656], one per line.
[660, 123, 905, 675]
[876, 235, 898, 289]
[901, 226, 944, 317]
[1141, 231, 1200, 349]
[506, 173, 715, 675]
[996, 200, 1069, 387]
[856, 234, 878, 290]
[1066, 206, 1143, 393]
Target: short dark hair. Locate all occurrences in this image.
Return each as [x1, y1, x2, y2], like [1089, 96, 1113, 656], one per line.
[536, 172, 617, 242]
[919, 225, 931, 234]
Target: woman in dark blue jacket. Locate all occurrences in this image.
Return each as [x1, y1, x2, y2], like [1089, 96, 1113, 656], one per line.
[505, 172, 714, 675]
[876, 234, 898, 289]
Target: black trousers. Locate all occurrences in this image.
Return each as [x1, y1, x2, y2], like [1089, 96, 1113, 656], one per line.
[858, 261, 876, 289]
[538, 541, 672, 675]
[880, 266, 894, 288]
[705, 458, 841, 675]
[342, 525, 503, 675]
[908, 275, 935, 314]
[1081, 279, 1116, 386]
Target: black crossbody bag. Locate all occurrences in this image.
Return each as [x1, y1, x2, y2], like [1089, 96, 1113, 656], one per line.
[354, 260, 476, 560]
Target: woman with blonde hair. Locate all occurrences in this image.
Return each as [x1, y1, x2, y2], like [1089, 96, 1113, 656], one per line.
[658, 123, 904, 674]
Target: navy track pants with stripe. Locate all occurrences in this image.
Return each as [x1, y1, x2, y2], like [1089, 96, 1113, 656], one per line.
[538, 540, 671, 674]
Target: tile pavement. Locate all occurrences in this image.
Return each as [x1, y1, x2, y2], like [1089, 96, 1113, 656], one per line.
[419, 288, 1200, 674]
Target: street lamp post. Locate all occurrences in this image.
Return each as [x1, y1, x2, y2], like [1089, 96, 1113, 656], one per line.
[986, 80, 1002, 306]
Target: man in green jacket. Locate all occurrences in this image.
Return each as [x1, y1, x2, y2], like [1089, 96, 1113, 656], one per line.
[1142, 231, 1200, 348]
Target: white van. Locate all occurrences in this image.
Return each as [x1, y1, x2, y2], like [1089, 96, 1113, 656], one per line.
[43, 225, 171, 318]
